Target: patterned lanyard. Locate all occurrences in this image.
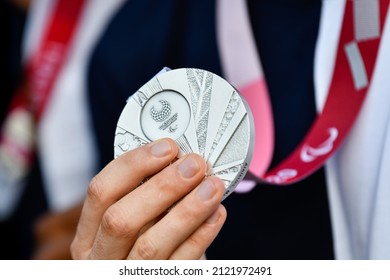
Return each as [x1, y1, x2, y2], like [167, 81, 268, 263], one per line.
[217, 0, 389, 190]
[0, 0, 86, 206]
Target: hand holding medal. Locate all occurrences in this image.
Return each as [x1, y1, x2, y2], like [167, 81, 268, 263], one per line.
[71, 68, 253, 259]
[114, 68, 255, 199]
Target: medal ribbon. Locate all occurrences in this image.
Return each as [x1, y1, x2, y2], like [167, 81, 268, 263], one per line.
[217, 0, 390, 189]
[0, 0, 86, 193]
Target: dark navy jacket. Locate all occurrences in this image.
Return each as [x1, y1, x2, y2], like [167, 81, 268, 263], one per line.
[1, 0, 333, 259]
[88, 0, 333, 259]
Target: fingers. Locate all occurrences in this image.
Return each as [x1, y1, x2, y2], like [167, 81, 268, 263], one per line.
[33, 234, 74, 260]
[72, 138, 228, 260]
[88, 153, 207, 259]
[34, 204, 82, 259]
[169, 205, 226, 260]
[71, 138, 178, 259]
[127, 176, 226, 260]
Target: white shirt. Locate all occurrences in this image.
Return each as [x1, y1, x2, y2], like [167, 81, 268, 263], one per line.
[24, 0, 124, 212]
[316, 0, 390, 259]
[23, 0, 390, 259]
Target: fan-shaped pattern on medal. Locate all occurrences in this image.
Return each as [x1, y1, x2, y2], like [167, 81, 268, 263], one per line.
[114, 68, 254, 199]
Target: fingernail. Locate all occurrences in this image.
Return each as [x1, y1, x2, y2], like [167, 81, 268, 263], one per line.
[151, 140, 171, 157]
[196, 179, 216, 201]
[178, 156, 200, 178]
[206, 209, 220, 224]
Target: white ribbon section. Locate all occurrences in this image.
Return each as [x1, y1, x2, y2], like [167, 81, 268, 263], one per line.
[318, 0, 390, 259]
[216, 0, 263, 87]
[344, 42, 369, 90]
[29, 0, 124, 212]
[354, 0, 380, 41]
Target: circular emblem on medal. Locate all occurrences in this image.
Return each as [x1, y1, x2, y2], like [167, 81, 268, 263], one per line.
[140, 90, 191, 141]
[114, 68, 254, 200]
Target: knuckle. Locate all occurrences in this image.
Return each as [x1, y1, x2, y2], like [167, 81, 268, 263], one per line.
[70, 238, 82, 260]
[179, 202, 199, 219]
[87, 176, 105, 204]
[101, 206, 136, 238]
[186, 234, 206, 251]
[133, 237, 158, 259]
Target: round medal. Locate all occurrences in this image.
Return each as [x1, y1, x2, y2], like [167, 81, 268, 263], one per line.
[114, 68, 254, 199]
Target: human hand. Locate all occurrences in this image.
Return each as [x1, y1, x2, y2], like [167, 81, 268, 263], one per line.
[71, 138, 227, 259]
[33, 203, 83, 260]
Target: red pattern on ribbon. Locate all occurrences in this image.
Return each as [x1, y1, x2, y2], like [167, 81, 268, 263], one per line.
[218, 0, 390, 187]
[0, 0, 86, 183]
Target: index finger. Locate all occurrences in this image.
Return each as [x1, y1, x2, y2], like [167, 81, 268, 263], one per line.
[71, 138, 178, 259]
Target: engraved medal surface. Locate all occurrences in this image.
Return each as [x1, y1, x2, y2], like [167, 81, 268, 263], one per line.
[114, 68, 254, 199]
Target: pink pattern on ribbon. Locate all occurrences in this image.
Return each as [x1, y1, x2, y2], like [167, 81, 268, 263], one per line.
[235, 78, 273, 193]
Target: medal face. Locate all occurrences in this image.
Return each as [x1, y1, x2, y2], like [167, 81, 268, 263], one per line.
[114, 68, 254, 199]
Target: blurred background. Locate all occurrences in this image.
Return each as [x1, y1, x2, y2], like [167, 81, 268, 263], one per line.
[0, 0, 337, 260]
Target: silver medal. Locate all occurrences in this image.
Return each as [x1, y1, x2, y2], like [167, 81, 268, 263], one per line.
[114, 68, 254, 199]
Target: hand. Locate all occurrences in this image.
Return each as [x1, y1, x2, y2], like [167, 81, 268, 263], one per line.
[33, 203, 83, 260]
[71, 138, 227, 259]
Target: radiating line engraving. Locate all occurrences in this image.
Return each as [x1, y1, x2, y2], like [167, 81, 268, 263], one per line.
[176, 135, 193, 154]
[207, 90, 241, 161]
[186, 69, 213, 157]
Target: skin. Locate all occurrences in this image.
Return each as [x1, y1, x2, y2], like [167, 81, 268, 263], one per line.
[10, 0, 30, 11]
[70, 138, 227, 260]
[33, 203, 82, 259]
[7, 0, 225, 260]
